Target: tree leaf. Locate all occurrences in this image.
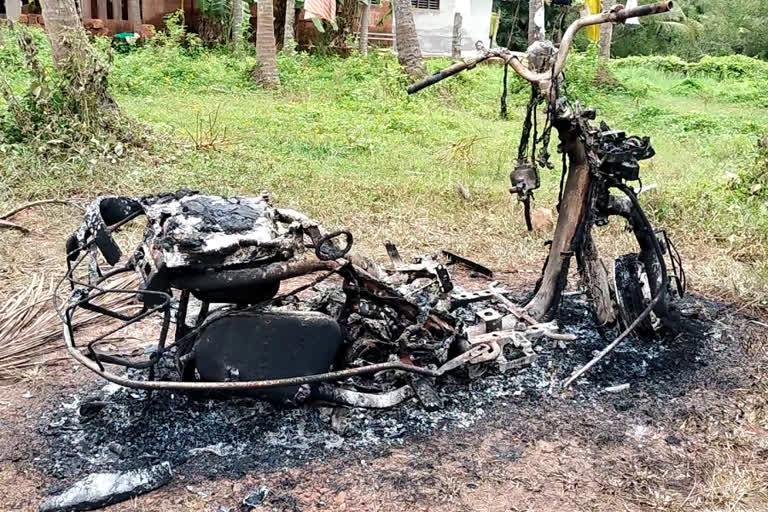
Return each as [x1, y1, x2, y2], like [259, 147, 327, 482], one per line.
[311, 17, 325, 33]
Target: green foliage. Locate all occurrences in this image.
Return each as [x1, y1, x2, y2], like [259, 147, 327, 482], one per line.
[612, 0, 768, 60]
[612, 55, 689, 74]
[0, 26, 139, 150]
[670, 77, 702, 94]
[613, 54, 768, 80]
[108, 13, 256, 95]
[690, 55, 768, 80]
[194, 0, 251, 45]
[198, 0, 231, 22]
[737, 135, 768, 200]
[154, 10, 204, 52]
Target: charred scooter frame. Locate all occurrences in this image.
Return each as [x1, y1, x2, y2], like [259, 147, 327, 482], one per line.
[57, 192, 518, 409]
[57, 3, 686, 405]
[408, 2, 685, 349]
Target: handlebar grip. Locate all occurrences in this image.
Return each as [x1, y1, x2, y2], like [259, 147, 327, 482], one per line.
[407, 57, 487, 94]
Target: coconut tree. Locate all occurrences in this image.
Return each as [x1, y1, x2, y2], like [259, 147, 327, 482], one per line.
[393, 0, 425, 79]
[31, 0, 117, 123]
[358, 0, 370, 56]
[232, 0, 244, 46]
[127, 0, 141, 32]
[38, 0, 85, 65]
[283, 0, 296, 52]
[252, 0, 281, 86]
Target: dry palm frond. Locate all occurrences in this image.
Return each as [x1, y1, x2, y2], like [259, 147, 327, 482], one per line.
[438, 136, 486, 166]
[0, 272, 140, 384]
[0, 199, 84, 234]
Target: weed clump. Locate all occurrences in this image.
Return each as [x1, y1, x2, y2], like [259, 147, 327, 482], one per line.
[612, 55, 689, 75]
[737, 135, 768, 200]
[613, 54, 768, 81]
[0, 26, 143, 154]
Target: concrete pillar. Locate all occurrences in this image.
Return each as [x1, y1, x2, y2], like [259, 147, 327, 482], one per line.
[113, 0, 122, 20]
[528, 0, 545, 45]
[97, 0, 108, 19]
[6, 0, 22, 21]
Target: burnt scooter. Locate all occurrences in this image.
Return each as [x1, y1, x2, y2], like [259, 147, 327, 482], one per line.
[59, 191, 504, 409]
[57, 3, 683, 406]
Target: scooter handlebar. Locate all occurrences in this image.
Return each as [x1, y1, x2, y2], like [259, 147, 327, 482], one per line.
[407, 1, 673, 94]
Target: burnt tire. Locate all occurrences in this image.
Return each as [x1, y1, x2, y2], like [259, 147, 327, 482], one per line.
[613, 253, 660, 339]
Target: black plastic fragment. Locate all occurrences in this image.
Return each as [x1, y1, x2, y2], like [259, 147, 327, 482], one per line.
[441, 250, 494, 278]
[409, 376, 443, 412]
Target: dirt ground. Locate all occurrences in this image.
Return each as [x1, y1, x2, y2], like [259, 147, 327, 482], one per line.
[0, 207, 767, 512]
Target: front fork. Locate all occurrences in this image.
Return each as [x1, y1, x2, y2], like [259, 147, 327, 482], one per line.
[522, 122, 678, 328]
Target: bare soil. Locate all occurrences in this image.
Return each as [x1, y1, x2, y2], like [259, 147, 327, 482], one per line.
[1, 211, 767, 512]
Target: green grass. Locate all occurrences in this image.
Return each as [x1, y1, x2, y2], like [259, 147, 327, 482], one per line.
[1, 29, 767, 305]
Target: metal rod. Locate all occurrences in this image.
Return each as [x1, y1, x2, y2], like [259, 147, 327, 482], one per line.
[169, 258, 341, 291]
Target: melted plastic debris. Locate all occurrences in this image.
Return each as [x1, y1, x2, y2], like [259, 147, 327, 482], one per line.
[39, 462, 172, 512]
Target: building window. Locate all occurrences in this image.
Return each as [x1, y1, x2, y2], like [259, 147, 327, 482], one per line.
[411, 0, 439, 10]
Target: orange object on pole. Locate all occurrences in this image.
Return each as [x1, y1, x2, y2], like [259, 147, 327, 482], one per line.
[585, 0, 601, 41]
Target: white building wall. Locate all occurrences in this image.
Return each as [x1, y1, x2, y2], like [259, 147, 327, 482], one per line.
[411, 0, 493, 57]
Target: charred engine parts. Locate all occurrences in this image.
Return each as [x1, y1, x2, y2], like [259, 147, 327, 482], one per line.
[579, 115, 686, 335]
[57, 191, 570, 409]
[510, 159, 541, 232]
[593, 125, 655, 183]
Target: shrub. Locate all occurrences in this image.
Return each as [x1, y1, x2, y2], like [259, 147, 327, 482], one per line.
[737, 135, 768, 200]
[689, 55, 768, 80]
[612, 55, 690, 75]
[612, 54, 768, 81]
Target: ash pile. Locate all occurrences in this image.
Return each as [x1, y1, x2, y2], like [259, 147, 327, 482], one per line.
[39, 290, 717, 485]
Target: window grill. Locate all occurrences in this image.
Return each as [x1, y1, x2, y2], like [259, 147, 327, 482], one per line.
[411, 0, 439, 10]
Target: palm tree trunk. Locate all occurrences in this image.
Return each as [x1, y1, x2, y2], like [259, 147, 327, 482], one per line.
[283, 0, 296, 53]
[528, 0, 545, 45]
[451, 12, 462, 58]
[252, 0, 281, 87]
[599, 0, 616, 60]
[39, 0, 116, 111]
[39, 0, 83, 66]
[232, 0, 244, 47]
[393, 0, 425, 79]
[359, 0, 370, 56]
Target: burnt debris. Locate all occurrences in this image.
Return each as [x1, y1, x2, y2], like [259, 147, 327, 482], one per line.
[58, 191, 561, 409]
[38, 462, 172, 512]
[37, 291, 720, 488]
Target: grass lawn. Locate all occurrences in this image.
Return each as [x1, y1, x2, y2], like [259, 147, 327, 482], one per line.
[1, 34, 767, 309]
